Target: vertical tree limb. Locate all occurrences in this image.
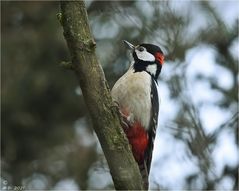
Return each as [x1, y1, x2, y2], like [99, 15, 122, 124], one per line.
[60, 1, 144, 190]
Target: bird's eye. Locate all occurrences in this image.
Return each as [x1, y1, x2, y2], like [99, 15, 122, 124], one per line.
[138, 46, 144, 52]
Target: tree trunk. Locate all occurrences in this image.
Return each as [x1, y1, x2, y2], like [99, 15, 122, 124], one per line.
[60, 1, 144, 190]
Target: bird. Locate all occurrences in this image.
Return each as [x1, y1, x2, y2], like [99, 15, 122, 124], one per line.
[111, 40, 164, 189]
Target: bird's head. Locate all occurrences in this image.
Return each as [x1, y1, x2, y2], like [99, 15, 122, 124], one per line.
[124, 40, 164, 80]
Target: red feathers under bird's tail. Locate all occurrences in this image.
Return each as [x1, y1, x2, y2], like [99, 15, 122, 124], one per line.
[120, 113, 150, 189]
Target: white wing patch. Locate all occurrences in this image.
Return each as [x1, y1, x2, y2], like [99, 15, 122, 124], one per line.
[146, 64, 157, 76]
[135, 49, 155, 62]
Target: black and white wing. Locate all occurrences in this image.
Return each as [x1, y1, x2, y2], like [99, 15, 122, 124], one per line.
[145, 78, 159, 173]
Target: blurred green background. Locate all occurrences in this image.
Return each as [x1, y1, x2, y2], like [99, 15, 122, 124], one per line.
[1, 1, 238, 190]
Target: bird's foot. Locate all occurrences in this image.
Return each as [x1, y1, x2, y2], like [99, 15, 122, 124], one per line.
[112, 101, 131, 130]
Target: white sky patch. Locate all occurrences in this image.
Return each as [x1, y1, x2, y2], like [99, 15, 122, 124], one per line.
[189, 80, 224, 105]
[75, 86, 82, 96]
[186, 46, 217, 79]
[91, 17, 119, 39]
[169, 2, 213, 39]
[161, 61, 179, 79]
[115, 13, 143, 29]
[85, 0, 94, 8]
[96, 41, 114, 67]
[185, 45, 234, 134]
[135, 1, 154, 19]
[157, 64, 178, 125]
[199, 105, 231, 134]
[212, 130, 239, 176]
[186, 45, 234, 91]
[94, 132, 104, 154]
[150, 132, 199, 189]
[54, 179, 80, 191]
[74, 117, 96, 147]
[185, 9, 210, 38]
[169, 1, 191, 16]
[215, 176, 236, 190]
[151, 131, 174, 160]
[229, 37, 239, 61]
[157, 82, 180, 124]
[169, 1, 239, 38]
[87, 164, 113, 189]
[22, 173, 49, 190]
[210, 1, 239, 27]
[214, 64, 234, 91]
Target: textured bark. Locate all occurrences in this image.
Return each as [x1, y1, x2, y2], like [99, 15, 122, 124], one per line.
[60, 1, 144, 190]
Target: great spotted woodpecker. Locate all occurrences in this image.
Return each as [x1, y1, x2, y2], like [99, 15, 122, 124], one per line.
[111, 40, 164, 188]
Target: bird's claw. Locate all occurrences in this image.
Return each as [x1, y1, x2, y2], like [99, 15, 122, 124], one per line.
[119, 110, 133, 131]
[112, 101, 132, 130]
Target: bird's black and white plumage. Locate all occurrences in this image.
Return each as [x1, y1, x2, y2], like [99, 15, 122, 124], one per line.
[111, 41, 164, 189]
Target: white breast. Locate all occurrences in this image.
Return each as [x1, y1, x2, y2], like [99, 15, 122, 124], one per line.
[111, 68, 152, 130]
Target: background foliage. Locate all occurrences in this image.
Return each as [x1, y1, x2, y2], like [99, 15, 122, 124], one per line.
[1, 1, 238, 190]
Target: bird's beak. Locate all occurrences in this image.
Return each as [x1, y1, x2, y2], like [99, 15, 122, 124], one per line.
[123, 40, 135, 50]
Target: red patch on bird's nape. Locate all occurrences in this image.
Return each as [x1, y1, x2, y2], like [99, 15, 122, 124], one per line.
[155, 52, 164, 65]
